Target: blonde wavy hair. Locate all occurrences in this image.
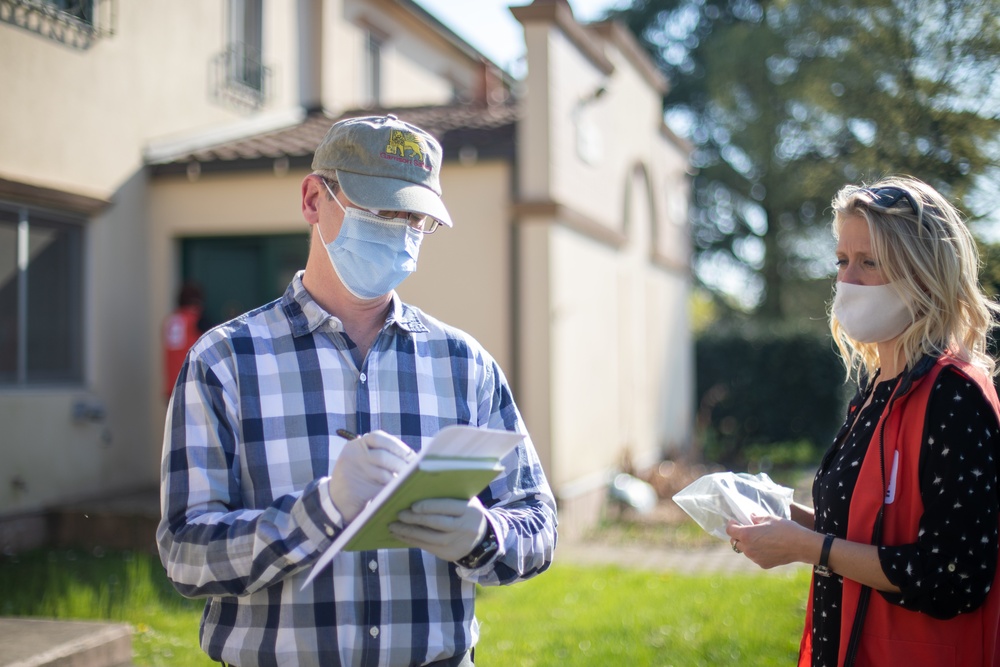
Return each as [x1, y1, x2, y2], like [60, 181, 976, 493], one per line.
[829, 175, 1000, 382]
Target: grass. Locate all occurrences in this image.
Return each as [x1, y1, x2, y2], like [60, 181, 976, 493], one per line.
[583, 512, 721, 550]
[0, 549, 215, 666]
[0, 549, 810, 666]
[476, 565, 809, 666]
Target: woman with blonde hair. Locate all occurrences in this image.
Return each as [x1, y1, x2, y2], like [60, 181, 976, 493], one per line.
[727, 175, 1000, 666]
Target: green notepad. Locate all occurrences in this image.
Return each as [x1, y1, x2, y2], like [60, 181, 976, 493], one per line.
[343, 457, 504, 551]
[304, 425, 525, 586]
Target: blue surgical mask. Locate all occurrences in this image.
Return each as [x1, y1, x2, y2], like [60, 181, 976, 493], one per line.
[317, 195, 423, 300]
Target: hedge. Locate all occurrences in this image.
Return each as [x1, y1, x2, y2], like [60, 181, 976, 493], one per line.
[695, 323, 851, 469]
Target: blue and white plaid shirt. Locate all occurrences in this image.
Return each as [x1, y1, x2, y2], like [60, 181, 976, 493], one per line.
[157, 273, 557, 667]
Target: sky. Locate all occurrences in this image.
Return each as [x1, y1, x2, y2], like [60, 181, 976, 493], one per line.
[412, 0, 629, 75]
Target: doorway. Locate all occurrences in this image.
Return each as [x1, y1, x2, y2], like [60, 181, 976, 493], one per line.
[181, 233, 309, 328]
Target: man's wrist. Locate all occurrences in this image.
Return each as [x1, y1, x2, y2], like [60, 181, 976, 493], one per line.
[456, 520, 499, 569]
[316, 478, 346, 534]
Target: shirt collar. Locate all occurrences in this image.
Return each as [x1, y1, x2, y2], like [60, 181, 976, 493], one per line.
[283, 271, 429, 337]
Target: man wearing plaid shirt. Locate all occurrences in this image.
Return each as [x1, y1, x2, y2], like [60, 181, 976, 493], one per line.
[157, 115, 557, 667]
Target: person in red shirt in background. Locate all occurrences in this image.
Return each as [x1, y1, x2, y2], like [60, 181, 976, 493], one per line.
[162, 282, 208, 400]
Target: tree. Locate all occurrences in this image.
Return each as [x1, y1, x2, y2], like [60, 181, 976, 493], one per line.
[608, 0, 1000, 318]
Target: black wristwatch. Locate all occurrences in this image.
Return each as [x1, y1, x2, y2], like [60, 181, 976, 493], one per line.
[814, 533, 835, 577]
[456, 522, 499, 569]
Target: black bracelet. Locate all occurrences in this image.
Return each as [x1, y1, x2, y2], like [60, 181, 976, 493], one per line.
[814, 533, 835, 577]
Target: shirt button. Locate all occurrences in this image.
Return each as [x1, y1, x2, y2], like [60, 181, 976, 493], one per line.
[368, 560, 377, 572]
[369, 626, 379, 638]
[359, 372, 367, 382]
[948, 563, 957, 572]
[325, 525, 335, 537]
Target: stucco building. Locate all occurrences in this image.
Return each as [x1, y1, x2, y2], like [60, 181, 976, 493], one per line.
[0, 0, 692, 550]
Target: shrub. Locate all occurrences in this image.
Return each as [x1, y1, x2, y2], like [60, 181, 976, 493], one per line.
[696, 322, 850, 469]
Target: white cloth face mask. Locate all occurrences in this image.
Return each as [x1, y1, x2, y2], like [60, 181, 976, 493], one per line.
[833, 281, 914, 343]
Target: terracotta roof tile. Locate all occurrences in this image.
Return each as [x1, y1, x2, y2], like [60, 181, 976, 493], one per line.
[153, 103, 520, 169]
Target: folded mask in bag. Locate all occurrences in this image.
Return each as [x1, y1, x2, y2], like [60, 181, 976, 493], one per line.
[672, 472, 794, 541]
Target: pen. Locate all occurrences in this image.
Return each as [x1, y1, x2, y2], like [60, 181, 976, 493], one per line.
[337, 429, 371, 455]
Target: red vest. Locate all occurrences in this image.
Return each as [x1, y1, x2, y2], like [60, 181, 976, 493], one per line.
[799, 355, 1000, 667]
[163, 306, 203, 398]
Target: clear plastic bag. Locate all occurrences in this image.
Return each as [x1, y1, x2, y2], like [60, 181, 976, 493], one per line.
[671, 472, 795, 541]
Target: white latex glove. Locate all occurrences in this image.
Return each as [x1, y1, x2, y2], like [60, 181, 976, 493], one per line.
[328, 430, 415, 523]
[389, 497, 489, 562]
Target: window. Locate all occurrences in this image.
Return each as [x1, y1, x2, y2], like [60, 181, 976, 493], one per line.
[44, 0, 94, 24]
[211, 0, 269, 110]
[0, 204, 84, 386]
[229, 0, 263, 91]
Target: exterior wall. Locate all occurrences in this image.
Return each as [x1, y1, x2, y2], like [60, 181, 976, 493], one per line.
[647, 273, 694, 456]
[398, 160, 514, 379]
[147, 159, 514, 421]
[518, 23, 552, 200]
[0, 0, 498, 525]
[147, 168, 309, 421]
[545, 28, 618, 226]
[88, 172, 156, 485]
[0, 2, 247, 197]
[548, 225, 623, 485]
[0, 0, 692, 549]
[0, 1, 261, 520]
[515, 216, 554, 475]
[0, 172, 155, 518]
[513, 4, 693, 537]
[329, 0, 487, 111]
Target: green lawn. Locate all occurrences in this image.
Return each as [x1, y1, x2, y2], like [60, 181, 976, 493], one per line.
[0, 549, 215, 666]
[476, 565, 808, 666]
[0, 549, 809, 666]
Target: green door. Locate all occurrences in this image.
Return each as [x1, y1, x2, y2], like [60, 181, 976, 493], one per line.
[182, 234, 309, 328]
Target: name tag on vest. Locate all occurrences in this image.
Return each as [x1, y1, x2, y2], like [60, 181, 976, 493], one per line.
[885, 451, 899, 504]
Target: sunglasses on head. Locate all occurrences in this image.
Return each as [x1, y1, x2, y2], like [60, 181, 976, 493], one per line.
[859, 186, 919, 215]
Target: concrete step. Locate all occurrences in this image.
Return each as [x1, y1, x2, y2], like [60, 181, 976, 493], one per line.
[0, 618, 132, 667]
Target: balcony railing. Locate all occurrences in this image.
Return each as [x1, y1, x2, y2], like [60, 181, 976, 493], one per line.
[210, 41, 272, 111]
[0, 0, 115, 49]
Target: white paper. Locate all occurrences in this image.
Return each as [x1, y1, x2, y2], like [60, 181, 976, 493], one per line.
[302, 425, 524, 587]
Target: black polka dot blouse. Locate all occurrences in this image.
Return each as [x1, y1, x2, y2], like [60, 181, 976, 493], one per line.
[810, 367, 1000, 667]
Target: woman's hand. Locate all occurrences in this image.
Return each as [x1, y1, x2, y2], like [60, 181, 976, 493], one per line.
[726, 515, 822, 569]
[727, 516, 900, 591]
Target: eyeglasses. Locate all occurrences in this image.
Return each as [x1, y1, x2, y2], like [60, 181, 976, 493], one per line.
[373, 210, 441, 235]
[859, 186, 919, 215]
[322, 178, 441, 234]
